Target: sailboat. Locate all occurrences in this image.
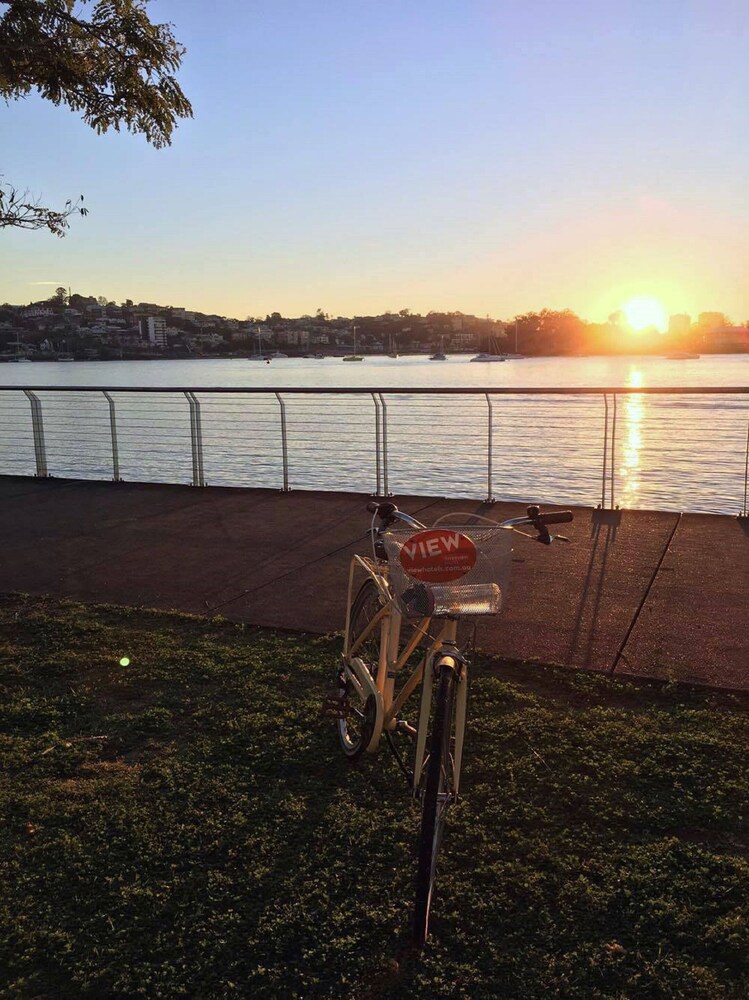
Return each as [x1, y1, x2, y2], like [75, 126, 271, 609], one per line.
[506, 319, 526, 358]
[388, 332, 399, 358]
[342, 325, 364, 361]
[471, 334, 509, 362]
[429, 336, 447, 361]
[246, 328, 284, 360]
[11, 333, 32, 362]
[247, 328, 270, 361]
[470, 352, 506, 362]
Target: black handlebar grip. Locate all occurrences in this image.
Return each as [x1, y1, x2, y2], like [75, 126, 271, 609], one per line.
[366, 501, 399, 517]
[539, 510, 573, 525]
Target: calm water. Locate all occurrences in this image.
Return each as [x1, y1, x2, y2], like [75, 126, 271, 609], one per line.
[1, 354, 747, 513]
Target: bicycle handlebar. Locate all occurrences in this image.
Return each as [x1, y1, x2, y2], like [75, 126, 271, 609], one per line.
[366, 501, 573, 543]
[366, 501, 426, 530]
[520, 505, 573, 544]
[540, 510, 573, 525]
[527, 505, 573, 526]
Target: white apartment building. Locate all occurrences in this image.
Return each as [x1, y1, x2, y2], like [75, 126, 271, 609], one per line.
[141, 315, 168, 347]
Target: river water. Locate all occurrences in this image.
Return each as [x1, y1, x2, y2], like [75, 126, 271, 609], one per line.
[1, 354, 747, 513]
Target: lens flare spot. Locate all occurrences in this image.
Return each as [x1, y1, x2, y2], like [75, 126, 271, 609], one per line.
[119, 656, 130, 667]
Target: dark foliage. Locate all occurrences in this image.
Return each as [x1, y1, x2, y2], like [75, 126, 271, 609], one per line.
[0, 0, 192, 234]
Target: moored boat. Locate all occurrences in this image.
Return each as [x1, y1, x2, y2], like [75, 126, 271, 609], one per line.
[429, 336, 447, 360]
[343, 324, 364, 361]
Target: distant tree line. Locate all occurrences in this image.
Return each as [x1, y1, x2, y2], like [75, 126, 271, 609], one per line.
[3, 290, 745, 359]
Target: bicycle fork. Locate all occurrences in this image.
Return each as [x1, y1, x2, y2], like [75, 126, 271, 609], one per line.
[412, 632, 469, 798]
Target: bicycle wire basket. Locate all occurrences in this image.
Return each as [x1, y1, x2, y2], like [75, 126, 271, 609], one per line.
[381, 524, 514, 618]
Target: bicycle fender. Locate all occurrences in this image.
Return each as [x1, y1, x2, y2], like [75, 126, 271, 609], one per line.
[346, 656, 384, 753]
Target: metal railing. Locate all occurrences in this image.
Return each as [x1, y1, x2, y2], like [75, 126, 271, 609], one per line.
[0, 385, 747, 515]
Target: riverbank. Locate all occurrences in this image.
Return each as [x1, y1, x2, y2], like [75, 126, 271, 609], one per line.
[2, 348, 749, 363]
[1, 476, 746, 689]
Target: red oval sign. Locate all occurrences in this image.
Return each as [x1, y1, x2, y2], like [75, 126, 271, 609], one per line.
[399, 529, 477, 583]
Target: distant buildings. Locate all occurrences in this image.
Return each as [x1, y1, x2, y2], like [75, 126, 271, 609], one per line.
[276, 329, 309, 347]
[140, 316, 167, 347]
[449, 331, 477, 349]
[170, 308, 197, 321]
[705, 326, 749, 352]
[668, 314, 691, 337]
[697, 312, 726, 332]
[692, 312, 749, 351]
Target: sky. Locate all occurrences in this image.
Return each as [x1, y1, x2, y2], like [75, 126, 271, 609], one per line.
[2, 0, 748, 322]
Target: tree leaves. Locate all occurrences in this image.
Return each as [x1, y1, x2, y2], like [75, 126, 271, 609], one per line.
[0, 1, 192, 235]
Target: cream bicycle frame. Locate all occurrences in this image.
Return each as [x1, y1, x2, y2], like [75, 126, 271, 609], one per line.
[343, 554, 469, 796]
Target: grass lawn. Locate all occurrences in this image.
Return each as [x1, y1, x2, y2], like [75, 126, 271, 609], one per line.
[1, 593, 748, 999]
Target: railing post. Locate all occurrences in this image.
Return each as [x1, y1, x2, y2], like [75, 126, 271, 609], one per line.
[742, 418, 749, 518]
[610, 393, 617, 509]
[184, 391, 205, 487]
[371, 393, 382, 496]
[102, 391, 121, 482]
[275, 392, 290, 491]
[377, 392, 391, 496]
[601, 393, 609, 509]
[485, 392, 495, 503]
[600, 393, 618, 510]
[22, 389, 48, 478]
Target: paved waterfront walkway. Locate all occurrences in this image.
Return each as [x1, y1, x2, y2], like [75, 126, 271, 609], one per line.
[1, 477, 747, 689]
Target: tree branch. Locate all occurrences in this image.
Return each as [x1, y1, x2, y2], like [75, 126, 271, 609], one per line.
[0, 180, 87, 236]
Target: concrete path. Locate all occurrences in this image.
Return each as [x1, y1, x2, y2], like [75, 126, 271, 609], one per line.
[0, 477, 746, 689]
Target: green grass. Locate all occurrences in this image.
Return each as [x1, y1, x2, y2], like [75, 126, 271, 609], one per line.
[1, 593, 748, 999]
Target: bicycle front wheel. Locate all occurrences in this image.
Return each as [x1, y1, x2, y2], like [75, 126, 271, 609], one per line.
[413, 660, 457, 947]
[337, 579, 384, 758]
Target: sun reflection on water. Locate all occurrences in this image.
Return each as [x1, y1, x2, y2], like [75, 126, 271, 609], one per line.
[620, 368, 644, 507]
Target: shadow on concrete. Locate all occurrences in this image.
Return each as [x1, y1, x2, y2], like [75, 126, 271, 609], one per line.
[566, 510, 621, 667]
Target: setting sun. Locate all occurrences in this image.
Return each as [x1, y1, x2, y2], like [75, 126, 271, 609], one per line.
[622, 297, 668, 333]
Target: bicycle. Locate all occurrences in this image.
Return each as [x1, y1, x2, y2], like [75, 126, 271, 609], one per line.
[334, 500, 573, 947]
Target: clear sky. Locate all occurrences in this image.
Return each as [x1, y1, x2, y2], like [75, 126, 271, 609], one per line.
[2, 0, 748, 322]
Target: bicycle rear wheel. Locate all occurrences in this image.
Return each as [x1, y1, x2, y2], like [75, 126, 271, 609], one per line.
[413, 660, 457, 947]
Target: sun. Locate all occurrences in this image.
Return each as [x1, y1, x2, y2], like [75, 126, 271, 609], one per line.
[621, 297, 668, 333]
